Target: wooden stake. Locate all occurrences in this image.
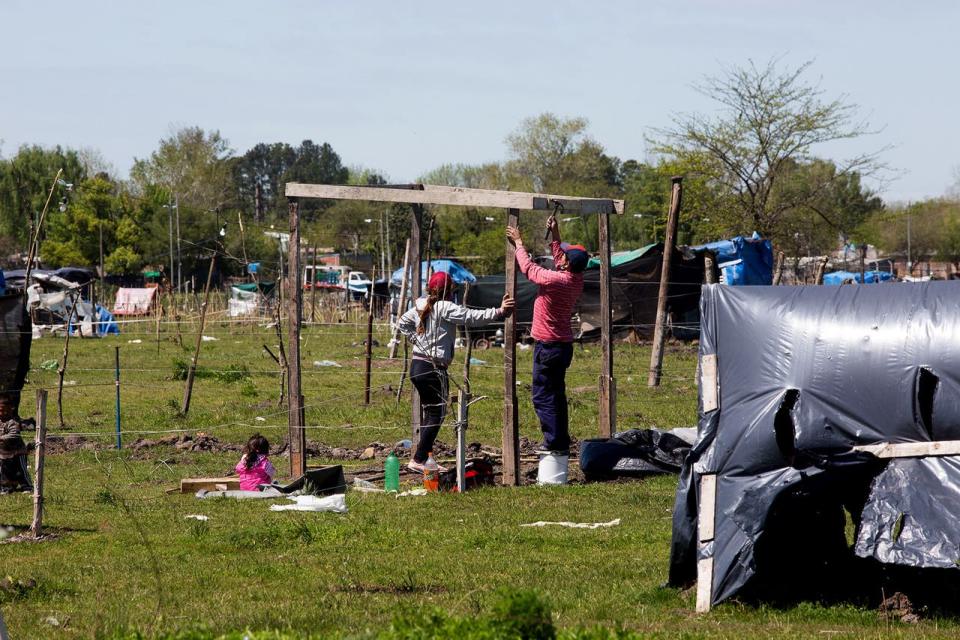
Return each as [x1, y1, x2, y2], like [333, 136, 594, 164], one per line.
[25, 169, 62, 285]
[181, 251, 216, 415]
[364, 304, 373, 405]
[598, 211, 615, 438]
[772, 250, 785, 285]
[502, 208, 520, 486]
[648, 177, 682, 388]
[30, 390, 48, 539]
[309, 243, 318, 323]
[286, 198, 306, 478]
[409, 204, 423, 447]
[56, 294, 79, 428]
[388, 239, 412, 359]
[814, 256, 829, 285]
[859, 244, 867, 283]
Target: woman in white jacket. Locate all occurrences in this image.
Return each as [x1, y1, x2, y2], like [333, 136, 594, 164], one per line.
[397, 271, 513, 472]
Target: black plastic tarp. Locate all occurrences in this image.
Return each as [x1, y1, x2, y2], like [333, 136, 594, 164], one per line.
[670, 281, 960, 607]
[467, 244, 704, 340]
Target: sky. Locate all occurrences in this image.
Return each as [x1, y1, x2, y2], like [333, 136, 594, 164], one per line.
[1, 0, 958, 202]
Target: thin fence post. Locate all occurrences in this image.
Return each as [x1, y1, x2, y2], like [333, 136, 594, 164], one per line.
[364, 301, 373, 405]
[772, 250, 785, 285]
[114, 346, 122, 449]
[30, 389, 48, 539]
[181, 252, 217, 416]
[648, 177, 682, 388]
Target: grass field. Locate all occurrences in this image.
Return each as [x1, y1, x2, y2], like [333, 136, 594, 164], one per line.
[1, 314, 956, 638]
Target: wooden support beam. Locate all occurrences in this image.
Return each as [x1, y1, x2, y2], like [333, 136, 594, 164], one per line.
[648, 177, 683, 387]
[597, 212, 615, 438]
[502, 208, 521, 486]
[853, 440, 960, 458]
[30, 390, 48, 539]
[696, 473, 717, 613]
[285, 182, 624, 215]
[287, 198, 306, 478]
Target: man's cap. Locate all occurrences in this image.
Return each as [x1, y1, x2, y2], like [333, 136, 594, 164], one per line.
[560, 243, 589, 273]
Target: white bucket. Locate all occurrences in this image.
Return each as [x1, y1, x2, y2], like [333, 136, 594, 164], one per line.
[537, 451, 569, 485]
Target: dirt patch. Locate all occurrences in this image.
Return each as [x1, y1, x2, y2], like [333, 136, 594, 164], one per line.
[332, 582, 447, 595]
[879, 591, 920, 624]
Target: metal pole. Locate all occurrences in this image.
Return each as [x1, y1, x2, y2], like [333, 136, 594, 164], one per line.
[648, 177, 682, 388]
[114, 346, 121, 449]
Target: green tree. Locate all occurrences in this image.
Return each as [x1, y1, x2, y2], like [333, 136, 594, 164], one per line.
[652, 59, 885, 243]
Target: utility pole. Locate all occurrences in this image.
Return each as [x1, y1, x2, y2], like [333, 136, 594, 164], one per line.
[175, 193, 182, 293]
[167, 202, 175, 292]
[99, 220, 105, 304]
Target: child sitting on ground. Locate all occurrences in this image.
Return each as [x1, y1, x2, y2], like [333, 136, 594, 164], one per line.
[235, 433, 276, 490]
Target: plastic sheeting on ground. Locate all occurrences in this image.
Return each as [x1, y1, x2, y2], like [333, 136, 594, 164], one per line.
[270, 493, 348, 513]
[669, 281, 960, 608]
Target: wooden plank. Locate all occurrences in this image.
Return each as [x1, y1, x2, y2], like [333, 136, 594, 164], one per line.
[696, 473, 718, 613]
[502, 207, 521, 486]
[853, 440, 960, 459]
[700, 354, 719, 413]
[597, 211, 615, 437]
[285, 182, 624, 215]
[648, 177, 682, 387]
[287, 198, 306, 478]
[410, 204, 423, 446]
[180, 477, 242, 493]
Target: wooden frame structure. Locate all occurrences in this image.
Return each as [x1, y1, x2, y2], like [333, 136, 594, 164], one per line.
[284, 182, 624, 483]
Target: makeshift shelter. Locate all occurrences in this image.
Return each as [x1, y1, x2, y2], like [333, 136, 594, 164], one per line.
[112, 287, 157, 316]
[26, 272, 111, 336]
[670, 281, 960, 611]
[390, 259, 476, 287]
[823, 270, 895, 285]
[468, 243, 704, 340]
[690, 234, 773, 285]
[228, 282, 276, 317]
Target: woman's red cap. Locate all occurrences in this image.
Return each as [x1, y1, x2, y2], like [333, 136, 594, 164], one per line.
[428, 271, 453, 292]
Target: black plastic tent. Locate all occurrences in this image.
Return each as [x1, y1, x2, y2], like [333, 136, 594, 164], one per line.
[671, 281, 960, 610]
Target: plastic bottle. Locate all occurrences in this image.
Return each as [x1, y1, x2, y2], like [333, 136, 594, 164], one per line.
[384, 452, 400, 492]
[423, 452, 440, 492]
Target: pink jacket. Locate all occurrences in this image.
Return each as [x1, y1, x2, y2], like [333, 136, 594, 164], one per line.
[515, 241, 584, 343]
[235, 455, 276, 491]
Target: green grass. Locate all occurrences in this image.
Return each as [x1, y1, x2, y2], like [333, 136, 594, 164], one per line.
[1, 317, 957, 638]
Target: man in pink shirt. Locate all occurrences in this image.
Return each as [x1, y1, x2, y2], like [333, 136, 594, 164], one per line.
[506, 216, 588, 454]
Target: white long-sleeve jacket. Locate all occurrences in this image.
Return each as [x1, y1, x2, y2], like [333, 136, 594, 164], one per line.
[397, 297, 502, 366]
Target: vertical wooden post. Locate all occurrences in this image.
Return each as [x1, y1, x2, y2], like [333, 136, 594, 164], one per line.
[364, 304, 373, 405]
[287, 198, 306, 478]
[814, 256, 830, 285]
[703, 250, 717, 285]
[696, 473, 718, 613]
[502, 208, 520, 486]
[597, 212, 615, 438]
[181, 252, 216, 416]
[859, 244, 867, 283]
[30, 389, 48, 539]
[310, 243, 318, 323]
[772, 250, 785, 285]
[410, 204, 423, 445]
[388, 239, 412, 359]
[648, 177, 682, 388]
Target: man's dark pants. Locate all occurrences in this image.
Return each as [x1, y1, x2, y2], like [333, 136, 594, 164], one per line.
[532, 341, 573, 452]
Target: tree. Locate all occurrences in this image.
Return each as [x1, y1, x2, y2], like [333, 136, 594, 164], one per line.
[652, 59, 885, 242]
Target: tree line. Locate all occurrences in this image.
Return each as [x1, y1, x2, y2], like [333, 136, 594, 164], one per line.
[1, 59, 956, 282]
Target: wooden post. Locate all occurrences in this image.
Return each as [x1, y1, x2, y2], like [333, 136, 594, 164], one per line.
[456, 388, 469, 493]
[25, 168, 62, 285]
[410, 204, 423, 446]
[388, 239, 412, 359]
[772, 250, 785, 285]
[597, 212, 615, 438]
[696, 473, 717, 613]
[364, 304, 373, 405]
[648, 177, 682, 387]
[814, 256, 830, 285]
[502, 208, 520, 485]
[703, 250, 717, 285]
[181, 251, 216, 416]
[859, 244, 867, 283]
[57, 296, 79, 428]
[286, 198, 306, 478]
[310, 243, 318, 323]
[30, 390, 48, 539]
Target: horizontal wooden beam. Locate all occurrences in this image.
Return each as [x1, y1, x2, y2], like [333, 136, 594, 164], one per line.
[854, 440, 960, 459]
[284, 183, 624, 215]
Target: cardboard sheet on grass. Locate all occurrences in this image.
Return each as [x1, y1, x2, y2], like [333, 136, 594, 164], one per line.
[670, 281, 960, 608]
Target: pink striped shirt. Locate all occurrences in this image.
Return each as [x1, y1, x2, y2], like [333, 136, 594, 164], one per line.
[515, 241, 584, 343]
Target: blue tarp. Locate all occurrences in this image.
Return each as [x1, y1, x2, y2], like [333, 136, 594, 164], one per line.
[390, 260, 476, 286]
[690, 233, 774, 285]
[823, 270, 895, 285]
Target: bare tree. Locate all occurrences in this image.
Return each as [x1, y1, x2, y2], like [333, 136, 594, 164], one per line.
[652, 59, 887, 238]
